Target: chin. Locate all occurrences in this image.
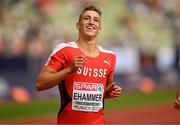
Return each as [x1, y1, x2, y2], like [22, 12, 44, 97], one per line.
[85, 35, 96, 40]
[86, 32, 97, 37]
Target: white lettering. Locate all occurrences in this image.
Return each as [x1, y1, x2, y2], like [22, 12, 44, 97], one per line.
[74, 83, 80, 90]
[77, 68, 82, 74]
[76, 66, 108, 78]
[89, 68, 92, 77]
[103, 69, 107, 78]
[74, 83, 98, 91]
[93, 69, 98, 77]
[83, 67, 88, 76]
[99, 69, 103, 77]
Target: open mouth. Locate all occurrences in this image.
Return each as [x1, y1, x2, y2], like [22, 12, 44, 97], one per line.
[86, 25, 96, 31]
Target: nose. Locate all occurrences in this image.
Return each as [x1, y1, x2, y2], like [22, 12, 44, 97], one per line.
[88, 18, 94, 24]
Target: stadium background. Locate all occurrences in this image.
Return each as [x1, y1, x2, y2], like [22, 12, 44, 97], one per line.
[0, 0, 180, 123]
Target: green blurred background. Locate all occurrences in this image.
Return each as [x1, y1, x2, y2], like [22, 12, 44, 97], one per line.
[0, 89, 176, 121]
[0, 0, 180, 122]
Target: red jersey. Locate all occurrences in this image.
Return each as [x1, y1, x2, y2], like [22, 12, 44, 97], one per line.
[46, 41, 116, 124]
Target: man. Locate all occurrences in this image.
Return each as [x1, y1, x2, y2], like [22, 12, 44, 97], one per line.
[174, 89, 180, 110]
[36, 5, 121, 124]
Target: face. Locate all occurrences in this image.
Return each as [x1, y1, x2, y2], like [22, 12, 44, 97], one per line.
[77, 10, 101, 39]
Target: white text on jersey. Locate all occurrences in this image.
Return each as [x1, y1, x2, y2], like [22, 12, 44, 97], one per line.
[77, 66, 107, 78]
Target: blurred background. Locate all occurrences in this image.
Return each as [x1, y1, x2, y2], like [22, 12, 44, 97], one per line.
[0, 0, 180, 122]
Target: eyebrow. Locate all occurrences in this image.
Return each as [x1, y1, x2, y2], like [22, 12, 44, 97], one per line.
[83, 15, 100, 19]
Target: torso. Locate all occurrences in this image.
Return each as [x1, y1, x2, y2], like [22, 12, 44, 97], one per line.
[46, 41, 116, 124]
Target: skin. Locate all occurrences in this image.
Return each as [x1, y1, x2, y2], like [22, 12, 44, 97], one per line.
[174, 89, 180, 110]
[36, 10, 121, 100]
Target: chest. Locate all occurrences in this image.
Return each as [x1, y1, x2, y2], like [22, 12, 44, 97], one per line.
[64, 49, 112, 79]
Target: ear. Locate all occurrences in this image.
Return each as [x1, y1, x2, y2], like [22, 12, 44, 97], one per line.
[98, 26, 101, 33]
[76, 22, 80, 30]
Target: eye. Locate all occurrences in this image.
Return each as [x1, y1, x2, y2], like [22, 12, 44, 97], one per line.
[94, 18, 100, 22]
[84, 16, 90, 20]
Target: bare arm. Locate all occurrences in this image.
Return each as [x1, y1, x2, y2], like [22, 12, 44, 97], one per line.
[36, 66, 72, 91]
[36, 55, 86, 91]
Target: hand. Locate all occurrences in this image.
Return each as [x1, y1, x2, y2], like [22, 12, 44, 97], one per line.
[69, 55, 86, 73]
[108, 83, 122, 100]
[174, 98, 180, 110]
[174, 89, 180, 110]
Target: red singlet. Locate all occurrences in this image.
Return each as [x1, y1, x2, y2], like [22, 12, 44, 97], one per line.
[46, 41, 116, 124]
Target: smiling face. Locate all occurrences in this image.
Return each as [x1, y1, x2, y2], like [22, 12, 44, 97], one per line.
[76, 10, 101, 40]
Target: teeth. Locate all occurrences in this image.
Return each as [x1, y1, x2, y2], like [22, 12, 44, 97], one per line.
[87, 26, 94, 30]
[88, 27, 93, 30]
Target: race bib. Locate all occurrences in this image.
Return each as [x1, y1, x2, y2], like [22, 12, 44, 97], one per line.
[72, 82, 104, 112]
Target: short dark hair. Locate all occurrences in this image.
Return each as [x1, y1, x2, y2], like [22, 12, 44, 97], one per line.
[79, 5, 102, 21]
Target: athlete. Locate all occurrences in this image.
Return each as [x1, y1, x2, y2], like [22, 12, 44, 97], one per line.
[174, 89, 180, 110]
[36, 5, 121, 124]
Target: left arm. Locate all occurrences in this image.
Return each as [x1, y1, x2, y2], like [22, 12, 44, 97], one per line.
[104, 53, 121, 100]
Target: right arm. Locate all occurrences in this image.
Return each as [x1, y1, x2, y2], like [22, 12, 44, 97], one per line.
[36, 55, 86, 91]
[36, 66, 72, 91]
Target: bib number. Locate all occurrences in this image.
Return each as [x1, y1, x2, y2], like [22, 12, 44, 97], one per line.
[72, 82, 104, 112]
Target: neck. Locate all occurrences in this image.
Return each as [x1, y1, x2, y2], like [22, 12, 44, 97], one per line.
[76, 38, 99, 57]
